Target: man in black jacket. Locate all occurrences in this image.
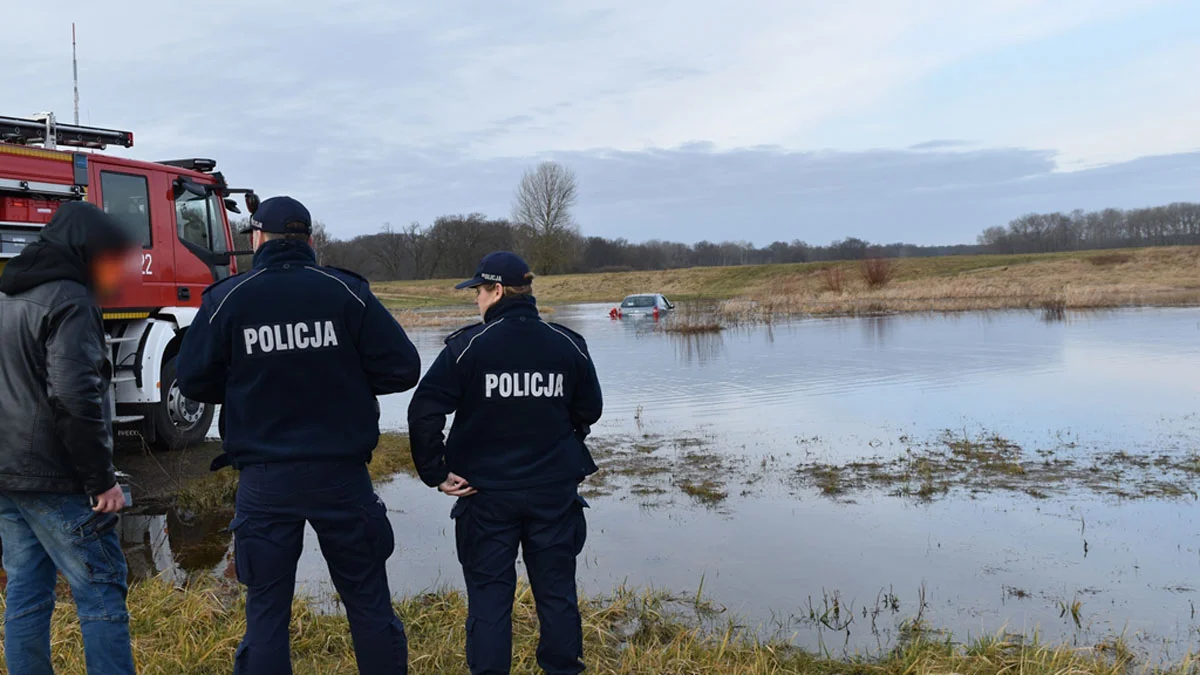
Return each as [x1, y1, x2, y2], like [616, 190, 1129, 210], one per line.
[408, 251, 603, 675]
[177, 196, 421, 675]
[0, 201, 138, 674]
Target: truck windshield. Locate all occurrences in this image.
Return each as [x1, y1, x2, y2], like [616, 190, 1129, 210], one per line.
[175, 191, 228, 254]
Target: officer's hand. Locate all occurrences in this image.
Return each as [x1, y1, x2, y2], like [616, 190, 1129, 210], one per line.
[92, 484, 126, 513]
[439, 472, 477, 497]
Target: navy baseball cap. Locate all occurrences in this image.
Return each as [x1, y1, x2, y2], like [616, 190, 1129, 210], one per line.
[456, 251, 533, 289]
[240, 196, 312, 235]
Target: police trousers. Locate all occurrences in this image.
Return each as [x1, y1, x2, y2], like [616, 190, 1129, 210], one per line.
[451, 482, 589, 675]
[231, 461, 407, 675]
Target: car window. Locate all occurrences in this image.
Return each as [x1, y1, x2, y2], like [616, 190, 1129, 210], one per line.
[621, 296, 655, 308]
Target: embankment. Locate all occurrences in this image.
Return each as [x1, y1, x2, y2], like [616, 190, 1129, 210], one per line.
[375, 246, 1200, 315]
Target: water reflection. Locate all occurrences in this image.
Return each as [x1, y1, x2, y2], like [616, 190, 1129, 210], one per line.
[670, 331, 725, 365]
[861, 315, 893, 347]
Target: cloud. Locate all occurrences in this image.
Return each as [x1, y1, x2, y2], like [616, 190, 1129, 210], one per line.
[909, 140, 972, 151]
[205, 141, 1200, 247]
[1, 0, 1195, 246]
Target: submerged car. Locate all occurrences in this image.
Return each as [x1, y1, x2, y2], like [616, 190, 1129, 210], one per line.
[615, 293, 675, 317]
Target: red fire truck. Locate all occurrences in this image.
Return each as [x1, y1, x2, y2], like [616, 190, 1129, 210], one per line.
[0, 113, 258, 450]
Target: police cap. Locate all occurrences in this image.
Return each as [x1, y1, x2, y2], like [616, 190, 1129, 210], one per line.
[455, 251, 532, 289]
[240, 196, 312, 236]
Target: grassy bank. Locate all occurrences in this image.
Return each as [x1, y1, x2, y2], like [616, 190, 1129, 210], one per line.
[174, 433, 417, 513]
[2, 575, 1166, 675]
[374, 246, 1200, 315]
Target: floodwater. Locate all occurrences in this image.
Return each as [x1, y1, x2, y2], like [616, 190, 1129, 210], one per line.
[123, 306, 1200, 657]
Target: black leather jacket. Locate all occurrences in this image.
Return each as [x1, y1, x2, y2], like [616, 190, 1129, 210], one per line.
[0, 202, 131, 496]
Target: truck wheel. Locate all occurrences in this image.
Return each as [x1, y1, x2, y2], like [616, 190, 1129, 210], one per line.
[153, 355, 214, 451]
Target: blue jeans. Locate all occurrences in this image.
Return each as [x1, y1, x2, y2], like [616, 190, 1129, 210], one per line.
[0, 491, 135, 675]
[232, 461, 407, 675]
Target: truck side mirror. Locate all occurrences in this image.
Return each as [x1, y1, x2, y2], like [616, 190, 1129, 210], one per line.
[245, 192, 260, 215]
[224, 198, 241, 214]
[172, 178, 207, 199]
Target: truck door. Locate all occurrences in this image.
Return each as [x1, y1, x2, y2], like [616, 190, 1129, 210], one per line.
[171, 179, 233, 305]
[94, 167, 175, 309]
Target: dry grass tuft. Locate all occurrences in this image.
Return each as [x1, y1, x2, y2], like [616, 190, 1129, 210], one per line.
[860, 258, 898, 288]
[822, 266, 846, 293]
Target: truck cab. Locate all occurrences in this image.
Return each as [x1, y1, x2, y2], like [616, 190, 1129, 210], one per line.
[0, 113, 257, 450]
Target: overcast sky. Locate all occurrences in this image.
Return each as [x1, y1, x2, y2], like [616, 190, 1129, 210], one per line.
[5, 1, 1199, 245]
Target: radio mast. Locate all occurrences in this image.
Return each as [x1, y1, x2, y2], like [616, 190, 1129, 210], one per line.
[72, 23, 80, 125]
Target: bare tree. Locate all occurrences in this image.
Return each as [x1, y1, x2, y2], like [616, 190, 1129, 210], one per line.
[370, 223, 410, 280]
[512, 161, 580, 274]
[398, 221, 432, 279]
[310, 221, 330, 264]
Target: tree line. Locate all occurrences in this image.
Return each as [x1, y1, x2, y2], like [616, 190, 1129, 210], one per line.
[233, 161, 1200, 281]
[976, 202, 1200, 254]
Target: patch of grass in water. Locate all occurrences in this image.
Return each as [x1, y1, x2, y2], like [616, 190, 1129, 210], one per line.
[796, 430, 1200, 502]
[810, 465, 845, 496]
[585, 433, 739, 505]
[1004, 586, 1031, 600]
[676, 479, 728, 507]
[630, 484, 667, 496]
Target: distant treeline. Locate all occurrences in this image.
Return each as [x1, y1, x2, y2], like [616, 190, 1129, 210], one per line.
[237, 202, 1200, 281]
[977, 202, 1200, 254]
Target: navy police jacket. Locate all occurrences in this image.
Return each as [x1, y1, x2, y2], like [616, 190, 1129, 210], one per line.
[177, 240, 420, 467]
[407, 295, 602, 490]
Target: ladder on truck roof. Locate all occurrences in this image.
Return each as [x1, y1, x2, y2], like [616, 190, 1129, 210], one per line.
[0, 112, 133, 150]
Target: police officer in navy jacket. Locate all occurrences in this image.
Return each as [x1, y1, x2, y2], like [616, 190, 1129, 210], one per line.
[177, 196, 420, 675]
[408, 251, 602, 675]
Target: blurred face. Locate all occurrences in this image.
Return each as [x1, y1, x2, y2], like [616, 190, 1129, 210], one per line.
[474, 283, 504, 319]
[90, 248, 141, 300]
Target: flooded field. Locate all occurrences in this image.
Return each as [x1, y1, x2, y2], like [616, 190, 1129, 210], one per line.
[122, 305, 1200, 658]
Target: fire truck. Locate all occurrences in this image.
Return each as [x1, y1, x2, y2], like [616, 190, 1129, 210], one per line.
[0, 113, 258, 450]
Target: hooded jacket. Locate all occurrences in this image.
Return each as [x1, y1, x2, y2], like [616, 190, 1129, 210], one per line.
[0, 201, 135, 496]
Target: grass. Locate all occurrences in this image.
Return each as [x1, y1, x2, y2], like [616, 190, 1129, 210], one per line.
[174, 433, 417, 514]
[374, 246, 1200, 315]
[796, 431, 1200, 502]
[676, 479, 728, 506]
[390, 308, 478, 327]
[584, 435, 735, 507]
[4, 575, 1176, 675]
[657, 304, 727, 334]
